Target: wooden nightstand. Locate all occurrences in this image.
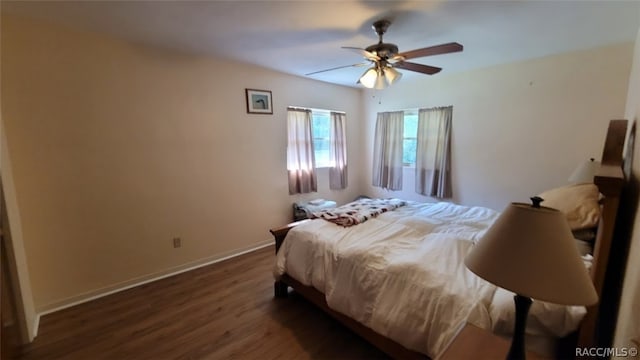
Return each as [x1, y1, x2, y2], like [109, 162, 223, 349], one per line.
[438, 324, 548, 360]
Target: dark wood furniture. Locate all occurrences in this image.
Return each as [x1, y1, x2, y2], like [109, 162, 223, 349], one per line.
[438, 323, 548, 360]
[577, 119, 628, 349]
[270, 119, 628, 359]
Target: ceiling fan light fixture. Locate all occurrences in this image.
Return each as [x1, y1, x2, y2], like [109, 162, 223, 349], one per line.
[384, 67, 402, 86]
[309, 20, 463, 86]
[374, 71, 387, 90]
[359, 67, 378, 88]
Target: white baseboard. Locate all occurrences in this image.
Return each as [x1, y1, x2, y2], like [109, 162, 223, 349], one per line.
[31, 314, 39, 340]
[36, 240, 274, 319]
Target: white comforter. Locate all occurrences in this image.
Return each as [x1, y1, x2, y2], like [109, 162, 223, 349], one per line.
[274, 201, 585, 358]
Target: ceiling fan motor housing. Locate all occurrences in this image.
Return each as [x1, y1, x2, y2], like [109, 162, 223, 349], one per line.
[365, 43, 399, 60]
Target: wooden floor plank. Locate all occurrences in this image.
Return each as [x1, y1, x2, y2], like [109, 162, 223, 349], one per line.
[14, 246, 388, 360]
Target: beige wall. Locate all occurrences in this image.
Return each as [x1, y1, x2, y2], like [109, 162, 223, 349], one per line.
[1, 16, 364, 312]
[614, 26, 640, 353]
[360, 44, 632, 211]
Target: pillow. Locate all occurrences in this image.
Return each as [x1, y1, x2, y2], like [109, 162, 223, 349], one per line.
[538, 183, 600, 230]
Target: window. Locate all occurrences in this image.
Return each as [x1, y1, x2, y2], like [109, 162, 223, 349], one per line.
[403, 110, 418, 166]
[373, 106, 453, 196]
[287, 107, 345, 169]
[311, 109, 331, 168]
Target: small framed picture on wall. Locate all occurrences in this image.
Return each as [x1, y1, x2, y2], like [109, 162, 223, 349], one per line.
[245, 89, 273, 114]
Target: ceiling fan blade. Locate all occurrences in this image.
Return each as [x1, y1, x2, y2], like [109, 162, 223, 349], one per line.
[342, 46, 380, 61]
[394, 61, 442, 75]
[397, 42, 463, 60]
[306, 63, 369, 76]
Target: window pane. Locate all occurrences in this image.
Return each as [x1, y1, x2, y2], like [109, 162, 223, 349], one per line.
[404, 112, 418, 138]
[403, 110, 418, 166]
[403, 138, 416, 165]
[312, 112, 330, 139]
[312, 110, 331, 167]
[314, 138, 331, 167]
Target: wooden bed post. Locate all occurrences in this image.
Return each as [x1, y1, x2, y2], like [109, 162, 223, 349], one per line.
[577, 119, 627, 351]
[270, 219, 310, 298]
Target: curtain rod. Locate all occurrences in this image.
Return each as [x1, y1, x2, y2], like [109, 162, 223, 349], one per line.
[380, 105, 453, 113]
[287, 106, 346, 114]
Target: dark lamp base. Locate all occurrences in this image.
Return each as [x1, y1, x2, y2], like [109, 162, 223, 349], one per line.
[506, 294, 533, 360]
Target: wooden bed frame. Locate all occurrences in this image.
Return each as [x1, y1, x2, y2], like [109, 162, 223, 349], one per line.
[270, 119, 628, 359]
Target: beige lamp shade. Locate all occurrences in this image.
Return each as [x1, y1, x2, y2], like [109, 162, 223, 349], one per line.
[359, 66, 401, 89]
[359, 67, 378, 88]
[569, 158, 600, 184]
[465, 202, 598, 306]
[374, 72, 387, 90]
[384, 67, 402, 86]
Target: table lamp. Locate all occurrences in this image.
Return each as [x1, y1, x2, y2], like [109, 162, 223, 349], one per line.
[465, 197, 598, 360]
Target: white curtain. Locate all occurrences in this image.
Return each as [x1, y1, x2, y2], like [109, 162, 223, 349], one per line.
[415, 106, 453, 198]
[329, 112, 348, 190]
[372, 111, 404, 190]
[287, 108, 317, 194]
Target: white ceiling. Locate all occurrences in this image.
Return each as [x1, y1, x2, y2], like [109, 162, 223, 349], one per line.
[3, 1, 640, 88]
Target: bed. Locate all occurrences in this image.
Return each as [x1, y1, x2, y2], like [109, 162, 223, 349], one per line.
[270, 119, 628, 359]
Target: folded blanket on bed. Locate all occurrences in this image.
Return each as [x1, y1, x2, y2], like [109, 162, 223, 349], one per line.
[311, 198, 407, 227]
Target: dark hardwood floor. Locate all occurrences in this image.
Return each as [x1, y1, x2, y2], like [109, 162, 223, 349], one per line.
[16, 246, 388, 360]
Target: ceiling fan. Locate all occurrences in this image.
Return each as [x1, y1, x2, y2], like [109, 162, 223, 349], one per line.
[307, 19, 463, 89]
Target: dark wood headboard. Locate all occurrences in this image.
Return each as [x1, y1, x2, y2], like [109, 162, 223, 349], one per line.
[578, 119, 628, 350]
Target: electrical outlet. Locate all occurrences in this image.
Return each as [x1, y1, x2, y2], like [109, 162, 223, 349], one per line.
[173, 237, 181, 248]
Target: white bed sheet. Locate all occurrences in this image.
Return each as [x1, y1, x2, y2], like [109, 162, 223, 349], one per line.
[274, 201, 585, 358]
